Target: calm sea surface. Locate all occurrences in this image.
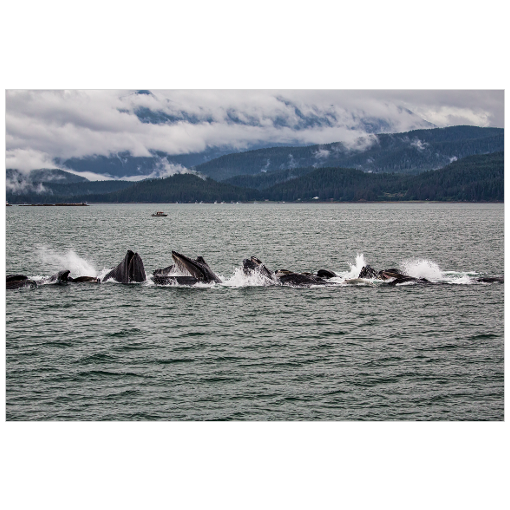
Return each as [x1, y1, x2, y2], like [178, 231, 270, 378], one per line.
[5, 202, 504, 420]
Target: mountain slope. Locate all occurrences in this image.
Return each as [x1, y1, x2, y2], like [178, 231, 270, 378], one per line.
[6, 179, 136, 204]
[7, 152, 503, 204]
[6, 168, 89, 186]
[401, 151, 504, 201]
[260, 152, 504, 202]
[223, 167, 317, 190]
[68, 173, 260, 203]
[194, 126, 503, 181]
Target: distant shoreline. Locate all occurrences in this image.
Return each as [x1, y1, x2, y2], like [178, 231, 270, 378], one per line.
[8, 200, 503, 206]
[14, 203, 89, 206]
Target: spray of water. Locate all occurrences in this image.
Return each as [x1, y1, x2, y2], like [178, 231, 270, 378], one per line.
[344, 253, 367, 279]
[401, 259, 443, 280]
[37, 246, 97, 276]
[222, 267, 274, 287]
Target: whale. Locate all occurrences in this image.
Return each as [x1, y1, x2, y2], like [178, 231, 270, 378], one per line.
[242, 256, 275, 282]
[44, 270, 71, 285]
[358, 265, 430, 285]
[275, 269, 331, 286]
[6, 274, 37, 290]
[7, 270, 97, 289]
[153, 251, 221, 285]
[316, 269, 337, 279]
[103, 250, 146, 283]
[39, 270, 76, 285]
[242, 256, 335, 286]
[475, 276, 504, 283]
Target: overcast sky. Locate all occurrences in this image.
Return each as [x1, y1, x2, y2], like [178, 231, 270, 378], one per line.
[5, 89, 504, 172]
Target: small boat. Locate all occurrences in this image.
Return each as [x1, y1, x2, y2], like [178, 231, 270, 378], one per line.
[151, 211, 168, 217]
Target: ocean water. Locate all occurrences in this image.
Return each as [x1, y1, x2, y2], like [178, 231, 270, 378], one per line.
[5, 202, 504, 420]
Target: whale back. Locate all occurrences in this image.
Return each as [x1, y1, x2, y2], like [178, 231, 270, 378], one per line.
[6, 274, 37, 290]
[68, 276, 100, 283]
[276, 271, 328, 286]
[7, 274, 29, 282]
[317, 269, 336, 279]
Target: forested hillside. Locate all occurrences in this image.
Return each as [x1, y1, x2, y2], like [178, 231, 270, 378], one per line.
[6, 168, 89, 186]
[260, 152, 504, 202]
[7, 179, 135, 204]
[223, 167, 316, 190]
[400, 151, 504, 201]
[67, 174, 259, 203]
[194, 126, 503, 180]
[6, 152, 503, 204]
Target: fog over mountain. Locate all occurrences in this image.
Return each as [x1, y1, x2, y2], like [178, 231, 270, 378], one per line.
[6, 90, 503, 181]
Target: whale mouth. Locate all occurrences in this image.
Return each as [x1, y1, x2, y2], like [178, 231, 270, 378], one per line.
[171, 251, 221, 283]
[102, 250, 146, 283]
[125, 251, 146, 282]
[243, 256, 274, 280]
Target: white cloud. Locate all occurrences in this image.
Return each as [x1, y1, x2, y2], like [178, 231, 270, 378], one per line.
[410, 138, 428, 151]
[122, 158, 192, 181]
[5, 90, 503, 172]
[411, 106, 492, 128]
[314, 149, 330, 159]
[6, 172, 51, 194]
[6, 148, 63, 173]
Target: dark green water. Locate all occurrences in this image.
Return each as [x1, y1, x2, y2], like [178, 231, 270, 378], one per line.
[5, 203, 504, 420]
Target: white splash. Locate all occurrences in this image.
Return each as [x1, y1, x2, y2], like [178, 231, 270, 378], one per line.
[37, 246, 97, 276]
[345, 253, 367, 279]
[400, 259, 443, 281]
[450, 274, 475, 285]
[222, 267, 274, 287]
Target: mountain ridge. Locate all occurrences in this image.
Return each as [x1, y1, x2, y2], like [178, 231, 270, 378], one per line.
[193, 126, 503, 181]
[7, 125, 503, 183]
[7, 152, 503, 204]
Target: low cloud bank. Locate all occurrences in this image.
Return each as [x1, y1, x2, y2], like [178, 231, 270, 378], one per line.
[6, 90, 502, 173]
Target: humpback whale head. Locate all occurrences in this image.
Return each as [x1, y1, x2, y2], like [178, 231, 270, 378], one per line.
[128, 252, 146, 283]
[378, 269, 404, 280]
[117, 250, 146, 283]
[242, 256, 274, 280]
[171, 251, 221, 283]
[358, 265, 379, 279]
[103, 250, 146, 283]
[46, 270, 71, 285]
